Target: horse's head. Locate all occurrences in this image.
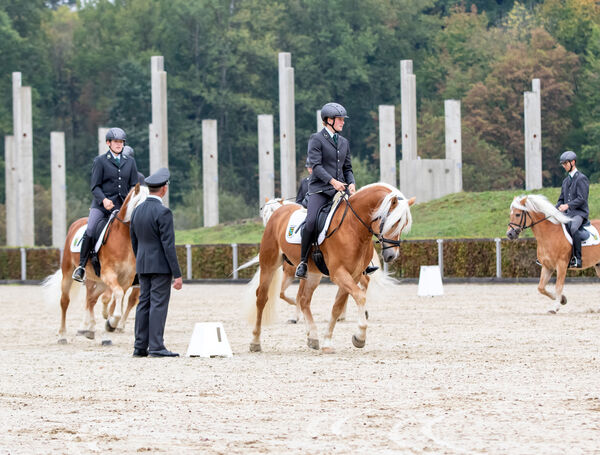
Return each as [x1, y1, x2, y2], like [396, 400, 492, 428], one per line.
[507, 196, 528, 239]
[122, 184, 149, 222]
[507, 194, 571, 240]
[370, 186, 416, 262]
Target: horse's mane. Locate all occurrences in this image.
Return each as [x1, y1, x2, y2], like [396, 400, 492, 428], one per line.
[359, 182, 413, 236]
[122, 185, 149, 222]
[511, 194, 571, 225]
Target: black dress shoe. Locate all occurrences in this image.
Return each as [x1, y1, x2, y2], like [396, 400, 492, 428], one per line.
[132, 348, 148, 357]
[72, 266, 86, 282]
[569, 257, 582, 268]
[149, 349, 179, 357]
[364, 265, 379, 275]
[295, 262, 307, 280]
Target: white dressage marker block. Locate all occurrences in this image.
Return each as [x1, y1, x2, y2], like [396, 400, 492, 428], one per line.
[186, 322, 233, 358]
[417, 265, 444, 297]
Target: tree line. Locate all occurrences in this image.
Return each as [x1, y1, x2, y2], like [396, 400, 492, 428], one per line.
[1, 0, 599, 245]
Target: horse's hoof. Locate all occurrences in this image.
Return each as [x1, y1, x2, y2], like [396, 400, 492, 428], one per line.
[105, 320, 115, 333]
[77, 330, 95, 340]
[57, 338, 67, 345]
[307, 338, 320, 350]
[560, 295, 567, 305]
[101, 339, 113, 346]
[365, 310, 369, 320]
[287, 319, 297, 324]
[322, 346, 336, 354]
[548, 309, 557, 315]
[337, 316, 346, 322]
[249, 343, 262, 352]
[115, 328, 124, 333]
[352, 334, 366, 348]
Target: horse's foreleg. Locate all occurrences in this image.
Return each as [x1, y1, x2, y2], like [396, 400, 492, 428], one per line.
[279, 272, 300, 323]
[537, 266, 555, 300]
[77, 281, 103, 340]
[332, 270, 367, 348]
[551, 263, 568, 314]
[100, 289, 112, 319]
[117, 286, 139, 332]
[298, 273, 322, 350]
[251, 265, 280, 352]
[322, 288, 350, 354]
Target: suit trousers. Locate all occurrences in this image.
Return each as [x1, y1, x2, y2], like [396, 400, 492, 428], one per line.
[301, 192, 332, 262]
[568, 215, 585, 259]
[86, 208, 107, 237]
[134, 273, 172, 352]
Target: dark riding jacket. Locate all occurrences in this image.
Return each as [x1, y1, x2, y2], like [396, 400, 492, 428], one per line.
[556, 170, 589, 220]
[296, 176, 310, 207]
[307, 128, 354, 197]
[90, 152, 139, 215]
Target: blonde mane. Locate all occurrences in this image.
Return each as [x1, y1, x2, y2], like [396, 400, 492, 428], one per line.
[511, 194, 571, 225]
[123, 185, 149, 222]
[359, 182, 413, 236]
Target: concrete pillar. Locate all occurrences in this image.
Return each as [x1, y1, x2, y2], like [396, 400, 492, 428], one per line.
[51, 132, 66, 248]
[202, 119, 219, 227]
[98, 127, 109, 155]
[525, 79, 542, 190]
[379, 105, 396, 186]
[151, 56, 169, 205]
[258, 114, 275, 209]
[400, 60, 417, 161]
[316, 110, 322, 132]
[11, 73, 22, 245]
[18, 85, 34, 246]
[444, 99, 462, 193]
[4, 136, 17, 246]
[278, 53, 296, 200]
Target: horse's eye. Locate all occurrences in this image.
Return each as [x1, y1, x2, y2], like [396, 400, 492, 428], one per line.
[516, 213, 521, 217]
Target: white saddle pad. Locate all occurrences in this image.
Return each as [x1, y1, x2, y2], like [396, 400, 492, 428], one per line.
[561, 223, 600, 247]
[285, 194, 344, 245]
[69, 218, 112, 253]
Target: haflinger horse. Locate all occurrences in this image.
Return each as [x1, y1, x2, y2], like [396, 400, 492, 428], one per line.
[249, 182, 415, 353]
[45, 184, 148, 344]
[507, 194, 600, 313]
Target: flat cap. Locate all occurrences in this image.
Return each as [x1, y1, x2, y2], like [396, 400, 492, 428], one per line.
[144, 167, 170, 188]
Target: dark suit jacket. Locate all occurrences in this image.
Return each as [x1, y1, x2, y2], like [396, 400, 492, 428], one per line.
[130, 197, 182, 278]
[307, 128, 354, 196]
[296, 177, 310, 206]
[556, 170, 589, 220]
[91, 152, 139, 214]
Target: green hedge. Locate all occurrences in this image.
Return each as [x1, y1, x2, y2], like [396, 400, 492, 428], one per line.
[0, 240, 595, 281]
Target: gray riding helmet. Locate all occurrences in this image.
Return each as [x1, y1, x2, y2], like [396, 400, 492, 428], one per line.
[559, 150, 577, 163]
[320, 102, 349, 120]
[105, 127, 127, 142]
[122, 145, 134, 159]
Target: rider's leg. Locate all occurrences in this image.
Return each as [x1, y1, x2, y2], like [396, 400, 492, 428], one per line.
[569, 215, 584, 268]
[73, 208, 105, 282]
[296, 193, 329, 279]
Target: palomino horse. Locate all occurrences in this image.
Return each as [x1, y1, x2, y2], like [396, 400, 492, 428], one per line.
[507, 194, 600, 313]
[249, 182, 415, 353]
[47, 184, 148, 344]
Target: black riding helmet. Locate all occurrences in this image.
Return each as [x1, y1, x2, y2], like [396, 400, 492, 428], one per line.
[559, 150, 576, 163]
[105, 127, 127, 142]
[320, 103, 349, 121]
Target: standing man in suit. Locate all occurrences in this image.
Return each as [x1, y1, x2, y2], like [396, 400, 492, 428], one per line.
[295, 102, 356, 279]
[556, 150, 589, 268]
[72, 127, 139, 282]
[130, 168, 183, 357]
[295, 158, 312, 208]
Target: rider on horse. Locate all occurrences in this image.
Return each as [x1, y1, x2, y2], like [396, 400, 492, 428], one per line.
[295, 102, 356, 280]
[72, 127, 140, 282]
[556, 150, 589, 269]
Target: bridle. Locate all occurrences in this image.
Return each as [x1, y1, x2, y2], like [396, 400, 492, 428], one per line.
[507, 209, 550, 235]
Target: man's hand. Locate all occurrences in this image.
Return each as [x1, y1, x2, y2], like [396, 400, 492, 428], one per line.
[103, 198, 114, 211]
[172, 277, 183, 290]
[558, 203, 569, 212]
[330, 178, 347, 192]
[348, 183, 356, 195]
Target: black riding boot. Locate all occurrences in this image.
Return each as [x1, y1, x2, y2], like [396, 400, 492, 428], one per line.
[295, 231, 313, 280]
[72, 232, 94, 282]
[570, 234, 582, 268]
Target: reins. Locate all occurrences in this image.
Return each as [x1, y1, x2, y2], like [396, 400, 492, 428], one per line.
[102, 209, 129, 245]
[507, 209, 551, 234]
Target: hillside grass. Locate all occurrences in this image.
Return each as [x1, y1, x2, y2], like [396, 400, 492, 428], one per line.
[175, 184, 600, 244]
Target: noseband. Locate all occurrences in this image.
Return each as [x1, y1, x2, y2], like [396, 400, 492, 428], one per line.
[507, 209, 550, 234]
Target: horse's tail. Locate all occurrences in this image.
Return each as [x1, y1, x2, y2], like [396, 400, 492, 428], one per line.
[365, 251, 398, 302]
[41, 269, 83, 309]
[233, 255, 260, 274]
[244, 265, 282, 326]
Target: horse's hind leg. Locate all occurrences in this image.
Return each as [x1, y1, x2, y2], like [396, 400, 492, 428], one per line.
[77, 281, 104, 340]
[117, 286, 139, 332]
[322, 288, 350, 354]
[280, 265, 300, 323]
[58, 276, 72, 344]
[251, 264, 280, 352]
[331, 270, 368, 348]
[550, 263, 568, 314]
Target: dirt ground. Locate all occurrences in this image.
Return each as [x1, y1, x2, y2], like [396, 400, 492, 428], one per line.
[0, 280, 599, 454]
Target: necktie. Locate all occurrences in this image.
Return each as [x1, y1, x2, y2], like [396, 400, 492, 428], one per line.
[333, 133, 338, 144]
[115, 156, 120, 166]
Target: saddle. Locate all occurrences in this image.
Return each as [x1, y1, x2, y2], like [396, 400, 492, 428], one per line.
[70, 215, 114, 277]
[561, 221, 600, 247]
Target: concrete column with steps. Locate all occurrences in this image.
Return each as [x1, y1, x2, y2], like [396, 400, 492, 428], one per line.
[379, 105, 396, 186]
[525, 79, 542, 190]
[444, 99, 462, 193]
[400, 60, 417, 161]
[278, 53, 296, 199]
[151, 56, 169, 205]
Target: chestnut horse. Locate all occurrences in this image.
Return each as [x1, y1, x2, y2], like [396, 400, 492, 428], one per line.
[507, 194, 600, 313]
[248, 183, 415, 353]
[45, 184, 148, 344]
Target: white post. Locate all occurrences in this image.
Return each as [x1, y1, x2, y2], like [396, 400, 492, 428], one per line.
[495, 238, 502, 278]
[379, 105, 396, 186]
[278, 53, 296, 199]
[185, 244, 192, 280]
[98, 127, 109, 155]
[444, 99, 462, 193]
[11, 73, 22, 245]
[232, 243, 238, 280]
[258, 114, 275, 209]
[20, 247, 26, 281]
[437, 239, 444, 278]
[400, 60, 417, 161]
[202, 119, 219, 227]
[19, 85, 34, 246]
[151, 56, 169, 206]
[525, 79, 542, 190]
[51, 132, 67, 248]
[5, 135, 17, 246]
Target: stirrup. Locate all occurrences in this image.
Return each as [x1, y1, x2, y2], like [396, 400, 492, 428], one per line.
[295, 262, 307, 280]
[72, 266, 86, 282]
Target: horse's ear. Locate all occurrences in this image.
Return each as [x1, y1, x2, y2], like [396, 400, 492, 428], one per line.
[520, 196, 527, 206]
[407, 197, 416, 206]
[134, 183, 140, 194]
[265, 197, 269, 202]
